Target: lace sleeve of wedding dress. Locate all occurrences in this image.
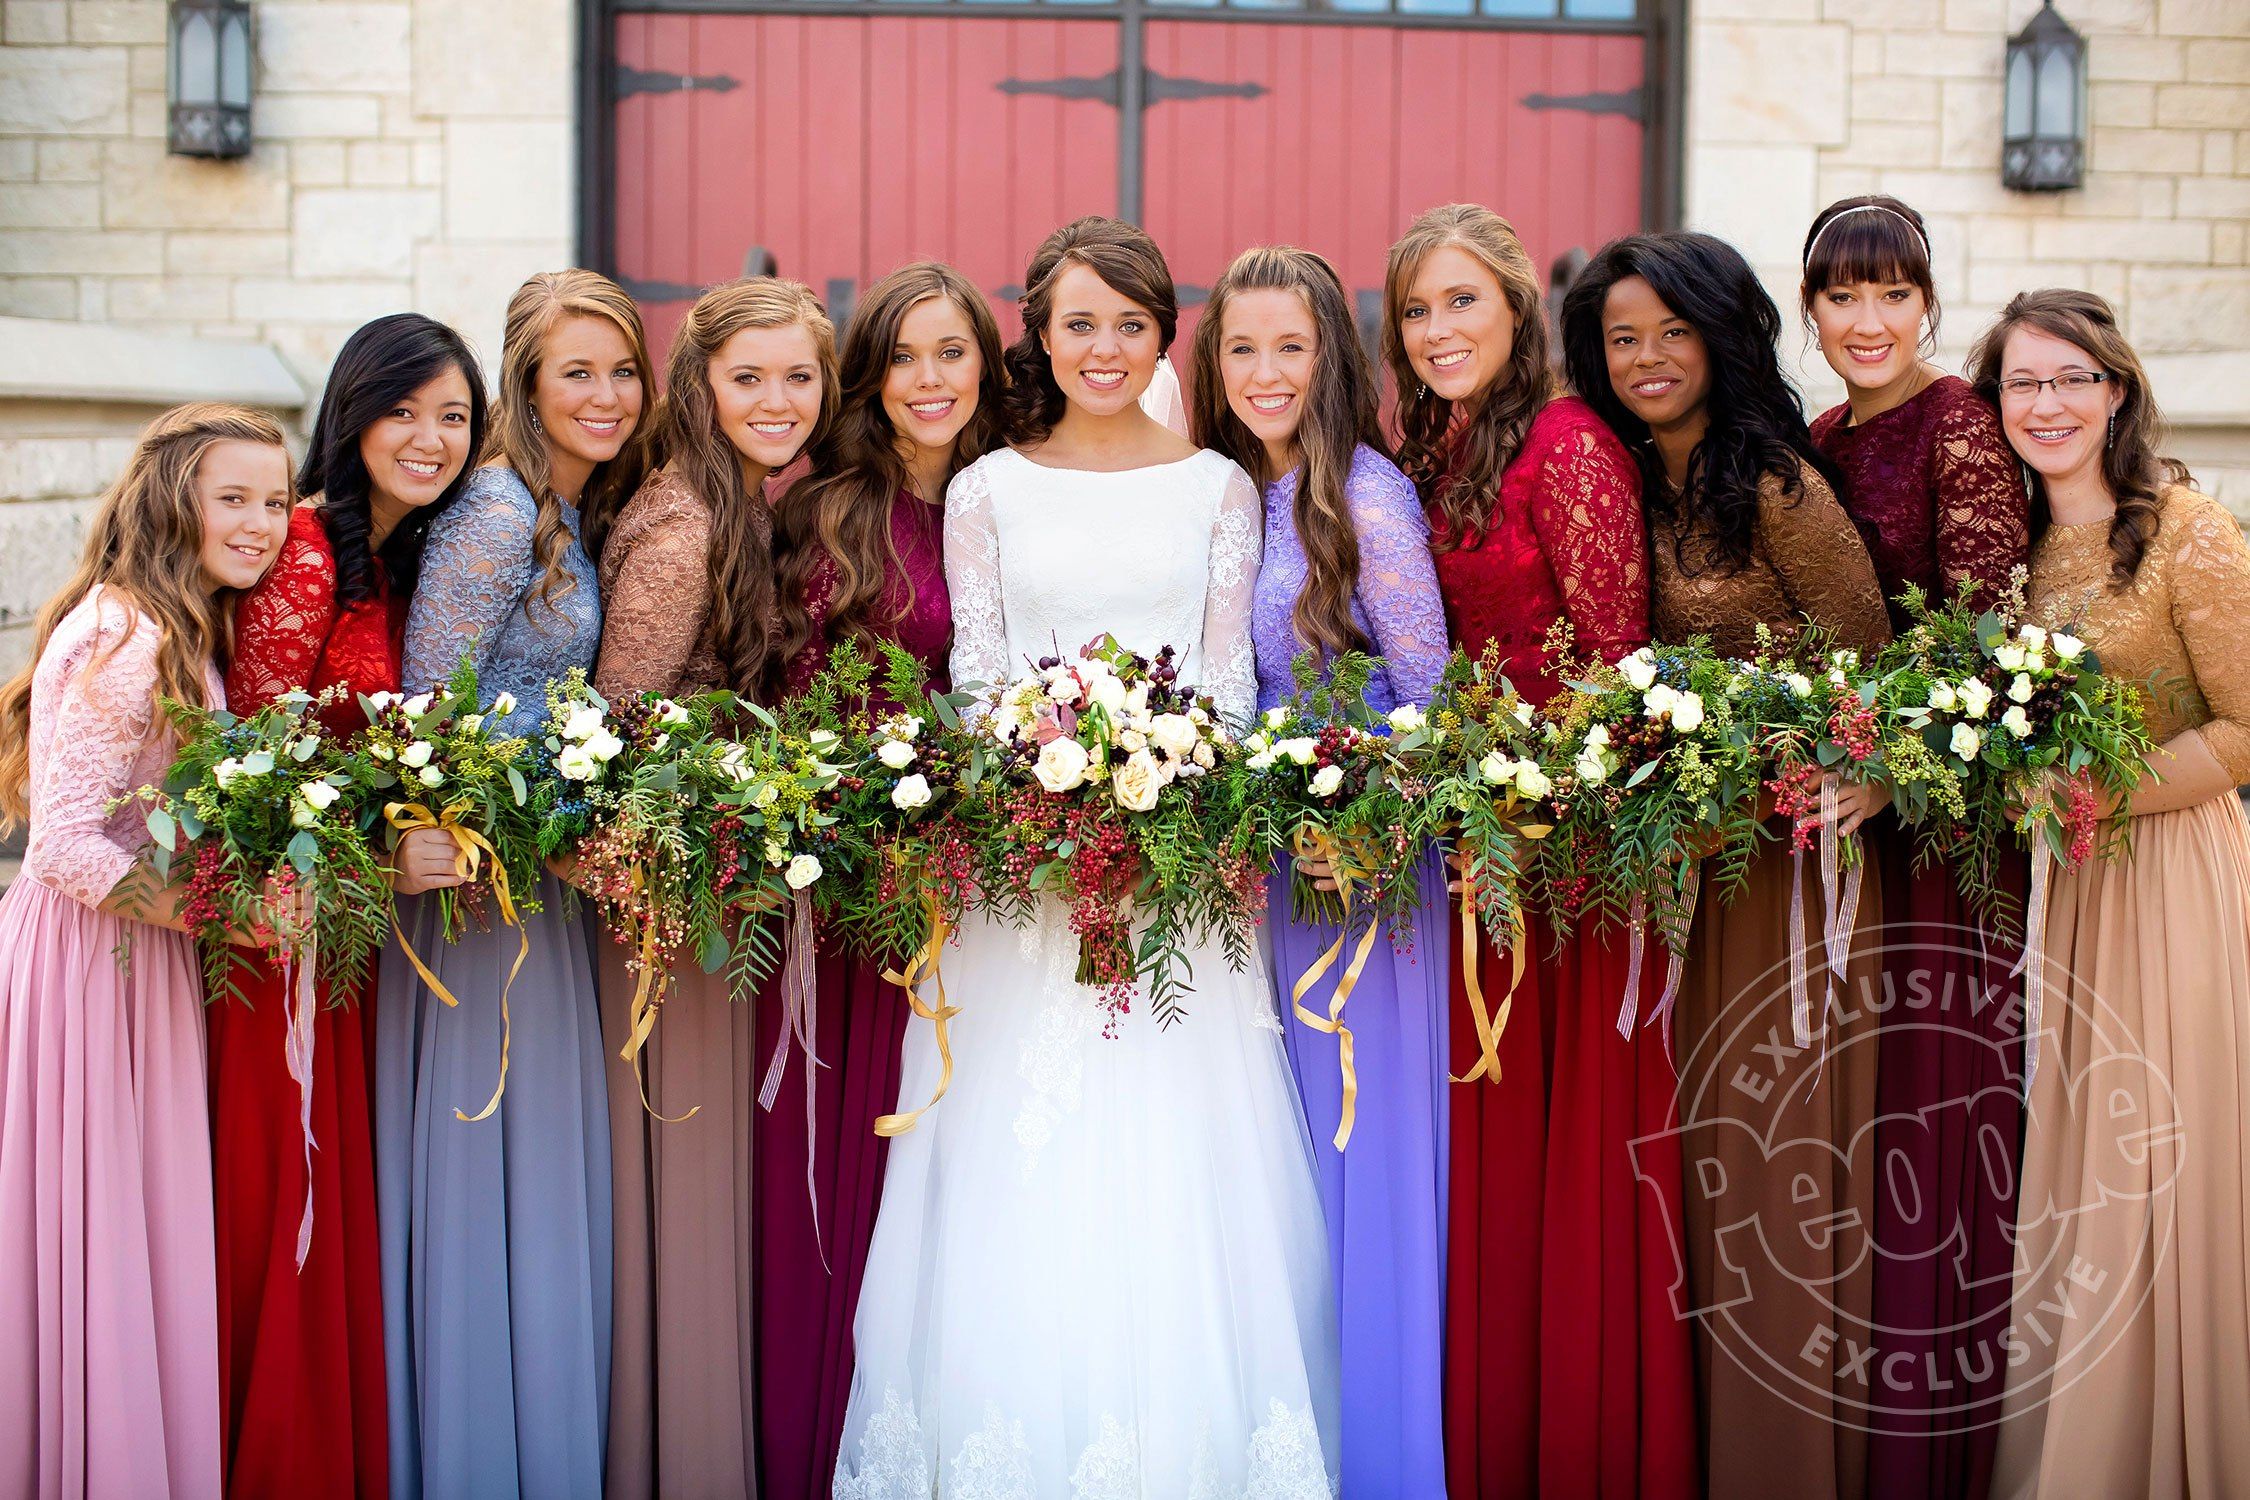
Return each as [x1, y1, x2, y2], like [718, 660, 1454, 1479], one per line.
[402, 466, 537, 697]
[944, 459, 1009, 700]
[24, 594, 164, 906]
[1203, 461, 1264, 726]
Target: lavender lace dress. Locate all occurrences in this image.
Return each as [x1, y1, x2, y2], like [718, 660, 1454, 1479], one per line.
[1253, 444, 1452, 1497]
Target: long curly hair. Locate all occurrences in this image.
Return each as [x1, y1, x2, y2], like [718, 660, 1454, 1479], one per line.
[1561, 232, 1842, 575]
[0, 403, 293, 830]
[1967, 288, 2192, 591]
[297, 313, 486, 604]
[1002, 216, 1178, 446]
[1798, 193, 1941, 349]
[775, 262, 1001, 690]
[485, 268, 658, 605]
[659, 276, 839, 696]
[1383, 203, 1556, 549]
[1188, 244, 1384, 662]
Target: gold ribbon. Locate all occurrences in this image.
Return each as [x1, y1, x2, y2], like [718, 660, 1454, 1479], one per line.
[617, 887, 698, 1123]
[1287, 826, 1382, 1150]
[1449, 863, 1527, 1087]
[385, 801, 528, 1123]
[874, 895, 959, 1137]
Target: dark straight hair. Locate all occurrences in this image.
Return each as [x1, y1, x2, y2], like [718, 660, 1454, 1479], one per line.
[298, 312, 488, 603]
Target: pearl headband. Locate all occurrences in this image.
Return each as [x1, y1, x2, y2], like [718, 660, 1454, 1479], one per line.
[1802, 203, 1931, 268]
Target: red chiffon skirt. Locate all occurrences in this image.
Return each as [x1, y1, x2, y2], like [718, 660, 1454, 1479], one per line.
[205, 961, 388, 1500]
[1444, 908, 1699, 1500]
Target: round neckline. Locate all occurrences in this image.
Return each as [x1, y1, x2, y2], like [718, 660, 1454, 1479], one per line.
[1833, 372, 1956, 433]
[999, 446, 1210, 478]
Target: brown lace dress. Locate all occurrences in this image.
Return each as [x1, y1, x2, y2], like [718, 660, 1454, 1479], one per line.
[592, 464, 767, 1500]
[1993, 486, 2250, 1499]
[1654, 469, 1892, 1500]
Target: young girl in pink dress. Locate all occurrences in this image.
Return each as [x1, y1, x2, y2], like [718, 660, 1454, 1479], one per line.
[0, 404, 294, 1499]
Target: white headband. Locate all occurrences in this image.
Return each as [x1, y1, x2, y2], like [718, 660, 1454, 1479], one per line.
[1803, 203, 1931, 268]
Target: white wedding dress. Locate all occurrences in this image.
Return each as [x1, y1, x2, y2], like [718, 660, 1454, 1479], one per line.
[833, 447, 1341, 1498]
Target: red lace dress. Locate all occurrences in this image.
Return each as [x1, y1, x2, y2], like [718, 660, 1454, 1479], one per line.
[755, 490, 951, 1500]
[208, 505, 403, 1499]
[1812, 375, 2030, 1500]
[1430, 398, 1698, 1500]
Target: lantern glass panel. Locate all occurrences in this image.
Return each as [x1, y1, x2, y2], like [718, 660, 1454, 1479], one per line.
[2004, 48, 2034, 136]
[219, 10, 250, 108]
[175, 10, 217, 107]
[2036, 47, 2076, 134]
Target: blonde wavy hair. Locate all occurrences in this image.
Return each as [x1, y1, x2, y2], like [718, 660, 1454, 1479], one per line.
[0, 402, 294, 830]
[485, 268, 658, 606]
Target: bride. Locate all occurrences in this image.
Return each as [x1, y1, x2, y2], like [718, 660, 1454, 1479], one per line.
[833, 217, 1340, 1497]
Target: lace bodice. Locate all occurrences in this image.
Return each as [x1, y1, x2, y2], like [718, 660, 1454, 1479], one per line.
[1251, 444, 1450, 714]
[2026, 485, 2250, 784]
[779, 487, 952, 707]
[1649, 468, 1892, 659]
[944, 447, 1263, 725]
[593, 465, 728, 699]
[1811, 375, 2029, 627]
[1427, 396, 1650, 705]
[402, 464, 601, 737]
[227, 505, 405, 737]
[21, 588, 223, 907]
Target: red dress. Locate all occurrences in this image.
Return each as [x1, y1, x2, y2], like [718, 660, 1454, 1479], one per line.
[754, 491, 952, 1499]
[1812, 377, 2029, 1500]
[1431, 398, 1699, 1500]
[208, 506, 403, 1499]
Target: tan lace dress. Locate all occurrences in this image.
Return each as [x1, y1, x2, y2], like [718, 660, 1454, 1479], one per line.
[1993, 485, 2250, 1499]
[1654, 469, 1894, 1500]
[592, 465, 764, 1500]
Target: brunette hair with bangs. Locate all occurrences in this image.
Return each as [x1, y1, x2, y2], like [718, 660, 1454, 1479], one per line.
[1189, 244, 1384, 663]
[1798, 194, 1942, 345]
[1002, 216, 1179, 446]
[774, 261, 1003, 686]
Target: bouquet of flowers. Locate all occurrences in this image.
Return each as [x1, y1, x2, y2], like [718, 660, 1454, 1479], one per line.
[955, 636, 1264, 1031]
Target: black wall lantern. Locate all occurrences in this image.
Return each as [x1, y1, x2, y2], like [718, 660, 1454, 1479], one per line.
[168, 0, 253, 159]
[2003, 1, 2086, 191]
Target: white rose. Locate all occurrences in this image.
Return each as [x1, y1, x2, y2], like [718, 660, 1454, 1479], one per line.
[402, 693, 433, 719]
[1187, 706, 1209, 727]
[649, 732, 669, 755]
[586, 730, 625, 762]
[1644, 683, 1677, 718]
[1278, 737, 1317, 767]
[562, 705, 607, 742]
[1480, 751, 1517, 785]
[1309, 764, 1345, 798]
[753, 782, 780, 808]
[1044, 671, 1078, 704]
[1122, 683, 1151, 721]
[890, 774, 932, 810]
[1785, 673, 1813, 698]
[241, 750, 275, 777]
[1117, 729, 1148, 753]
[1111, 749, 1163, 812]
[1620, 649, 1659, 691]
[1512, 701, 1536, 728]
[458, 713, 483, 735]
[2025, 649, 2047, 673]
[1994, 644, 2027, 672]
[876, 738, 917, 770]
[1831, 648, 1861, 672]
[1263, 705, 1289, 731]
[289, 736, 320, 763]
[1387, 704, 1427, 734]
[370, 743, 394, 762]
[808, 728, 841, 752]
[557, 745, 599, 781]
[1669, 692, 1705, 733]
[1514, 762, 1551, 799]
[1958, 678, 1993, 720]
[892, 715, 923, 742]
[1575, 749, 1611, 785]
[2001, 705, 2033, 739]
[2008, 672, 2035, 704]
[417, 765, 444, 787]
[1191, 741, 1215, 769]
[400, 741, 434, 768]
[367, 691, 400, 711]
[1086, 672, 1128, 718]
[656, 698, 691, 725]
[490, 692, 517, 718]
[1246, 749, 1277, 771]
[1244, 731, 1271, 756]
[2052, 631, 2085, 663]
[1950, 722, 1983, 761]
[784, 854, 823, 890]
[1585, 723, 1611, 749]
[1928, 682, 1959, 713]
[1148, 713, 1200, 761]
[2019, 624, 2048, 650]
[214, 757, 243, 789]
[290, 798, 319, 828]
[301, 780, 341, 811]
[1033, 737, 1090, 794]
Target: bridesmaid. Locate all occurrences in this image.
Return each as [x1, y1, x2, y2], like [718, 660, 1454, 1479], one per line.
[0, 404, 291, 1499]
[375, 268, 655, 1499]
[591, 275, 836, 1499]
[1563, 232, 1891, 1500]
[209, 314, 482, 1499]
[1801, 194, 2030, 1499]
[1187, 243, 1452, 1497]
[1975, 291, 2250, 1497]
[1384, 202, 1697, 1500]
[756, 262, 995, 1498]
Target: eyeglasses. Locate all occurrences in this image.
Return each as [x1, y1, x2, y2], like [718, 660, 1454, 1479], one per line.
[1996, 371, 2111, 400]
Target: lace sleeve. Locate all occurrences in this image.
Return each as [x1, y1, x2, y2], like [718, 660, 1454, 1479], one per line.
[2165, 490, 2250, 784]
[944, 460, 1009, 696]
[1348, 451, 1451, 706]
[402, 468, 536, 695]
[1526, 412, 1651, 665]
[1759, 470, 1893, 656]
[24, 603, 164, 906]
[1201, 461, 1264, 726]
[1929, 392, 2030, 610]
[226, 526, 336, 713]
[593, 480, 714, 700]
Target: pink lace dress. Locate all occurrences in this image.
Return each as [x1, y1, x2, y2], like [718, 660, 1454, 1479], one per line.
[0, 589, 225, 1499]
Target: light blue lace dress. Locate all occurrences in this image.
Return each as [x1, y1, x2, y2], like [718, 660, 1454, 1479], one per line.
[1252, 443, 1455, 1498]
[373, 465, 613, 1500]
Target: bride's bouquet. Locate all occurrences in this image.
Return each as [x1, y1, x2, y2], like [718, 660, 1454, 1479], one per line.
[955, 636, 1265, 1029]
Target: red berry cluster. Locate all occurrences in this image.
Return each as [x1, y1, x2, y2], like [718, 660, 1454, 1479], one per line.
[1767, 760, 1823, 853]
[1828, 697, 1878, 764]
[2064, 778, 2100, 868]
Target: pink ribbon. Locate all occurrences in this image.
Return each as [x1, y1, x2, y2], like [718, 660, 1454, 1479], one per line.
[757, 890, 827, 1263]
[279, 902, 319, 1273]
[1617, 867, 1697, 1062]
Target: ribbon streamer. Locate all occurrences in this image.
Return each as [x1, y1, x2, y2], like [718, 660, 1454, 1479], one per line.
[385, 801, 528, 1122]
[1817, 780, 1867, 1083]
[1616, 871, 1697, 1052]
[756, 890, 825, 1259]
[2011, 836, 2053, 1094]
[1286, 827, 1378, 1150]
[279, 897, 319, 1273]
[1450, 867, 1525, 1087]
[874, 895, 959, 1137]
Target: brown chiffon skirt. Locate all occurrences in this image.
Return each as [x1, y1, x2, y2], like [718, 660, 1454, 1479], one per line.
[1671, 836, 1882, 1500]
[599, 937, 759, 1500]
[1991, 792, 2250, 1499]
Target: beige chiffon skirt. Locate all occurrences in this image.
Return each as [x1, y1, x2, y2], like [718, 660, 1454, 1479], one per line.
[1991, 792, 2250, 1499]
[599, 936, 759, 1500]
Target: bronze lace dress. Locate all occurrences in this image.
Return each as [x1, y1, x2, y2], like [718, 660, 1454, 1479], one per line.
[1653, 469, 1891, 1500]
[592, 465, 762, 1500]
[1993, 486, 2250, 1499]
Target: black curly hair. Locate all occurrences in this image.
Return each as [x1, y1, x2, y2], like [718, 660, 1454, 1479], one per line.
[1560, 231, 1842, 575]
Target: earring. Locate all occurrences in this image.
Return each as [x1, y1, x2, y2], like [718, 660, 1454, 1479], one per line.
[1417, 382, 1429, 400]
[2106, 411, 2114, 447]
[530, 411, 544, 435]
